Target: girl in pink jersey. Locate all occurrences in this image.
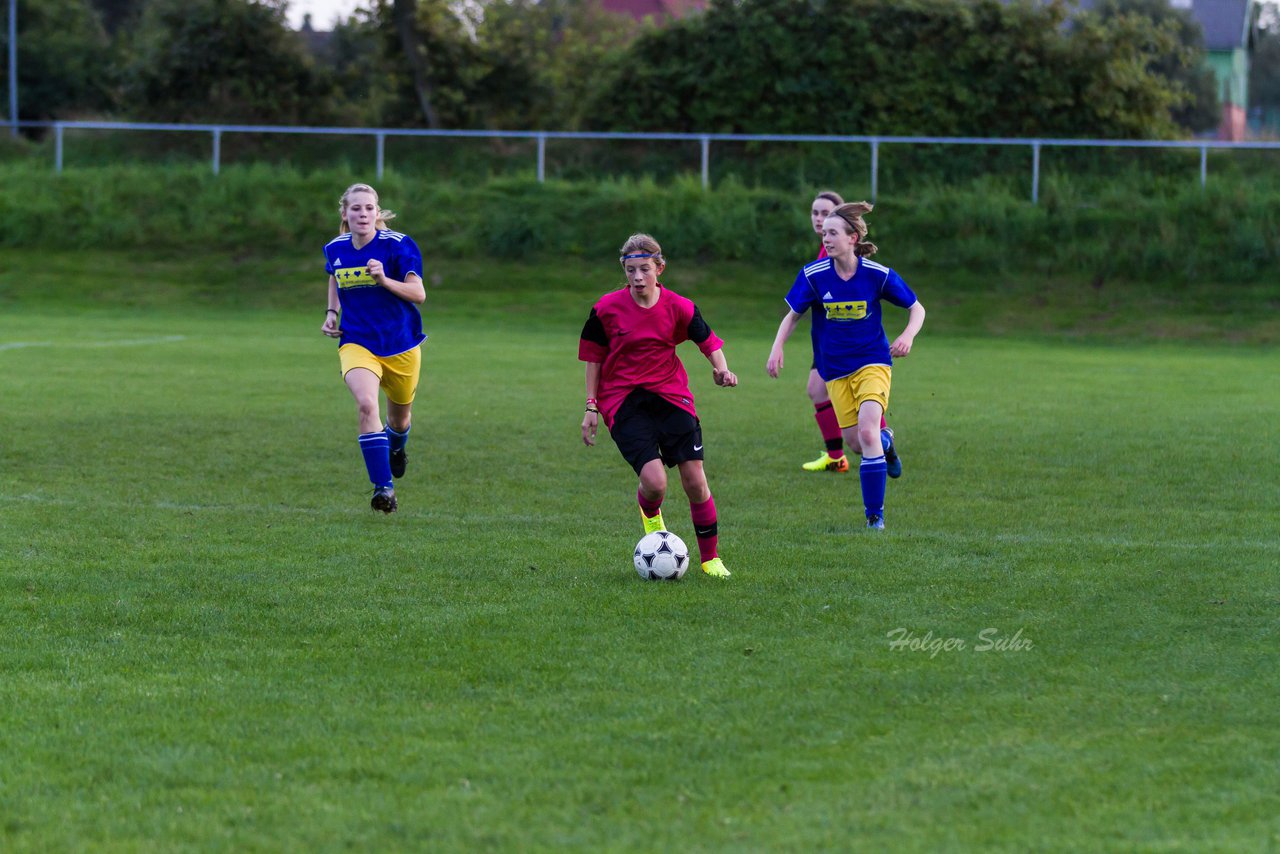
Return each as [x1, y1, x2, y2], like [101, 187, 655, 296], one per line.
[579, 233, 738, 579]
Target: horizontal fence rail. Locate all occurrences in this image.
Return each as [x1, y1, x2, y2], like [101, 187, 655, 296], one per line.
[11, 119, 1280, 202]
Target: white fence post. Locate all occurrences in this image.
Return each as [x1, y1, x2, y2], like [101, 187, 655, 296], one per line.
[212, 128, 221, 176]
[55, 123, 64, 173]
[376, 132, 385, 180]
[870, 138, 879, 202]
[1200, 146, 1207, 190]
[537, 134, 546, 183]
[700, 136, 710, 189]
[1031, 141, 1041, 204]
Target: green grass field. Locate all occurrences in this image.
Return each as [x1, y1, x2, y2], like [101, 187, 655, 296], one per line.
[2, 253, 1278, 851]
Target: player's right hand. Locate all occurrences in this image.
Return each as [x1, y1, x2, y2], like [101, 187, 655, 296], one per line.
[321, 315, 341, 338]
[766, 349, 784, 378]
[582, 411, 598, 446]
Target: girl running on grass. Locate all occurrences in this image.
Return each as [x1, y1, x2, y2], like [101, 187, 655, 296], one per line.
[767, 203, 925, 530]
[321, 183, 426, 514]
[799, 190, 900, 478]
[579, 233, 738, 578]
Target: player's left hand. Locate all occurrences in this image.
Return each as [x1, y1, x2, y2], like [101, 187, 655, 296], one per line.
[366, 258, 385, 285]
[713, 368, 738, 387]
[890, 334, 914, 357]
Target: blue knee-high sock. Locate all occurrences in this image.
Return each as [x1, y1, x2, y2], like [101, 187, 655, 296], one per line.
[860, 454, 887, 519]
[358, 432, 394, 488]
[385, 422, 410, 453]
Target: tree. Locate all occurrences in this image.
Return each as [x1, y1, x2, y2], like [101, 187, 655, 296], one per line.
[469, 0, 635, 129]
[392, 0, 442, 127]
[89, 0, 145, 34]
[1088, 0, 1219, 134]
[0, 0, 116, 121]
[329, 0, 483, 127]
[119, 0, 333, 123]
[1250, 7, 1280, 113]
[580, 0, 1188, 139]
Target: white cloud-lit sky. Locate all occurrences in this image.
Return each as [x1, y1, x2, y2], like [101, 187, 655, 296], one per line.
[286, 0, 369, 29]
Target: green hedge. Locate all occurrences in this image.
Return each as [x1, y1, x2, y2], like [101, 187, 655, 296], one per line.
[3, 163, 1278, 285]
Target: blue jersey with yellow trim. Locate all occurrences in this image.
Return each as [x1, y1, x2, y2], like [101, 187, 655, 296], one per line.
[785, 256, 917, 381]
[324, 230, 426, 357]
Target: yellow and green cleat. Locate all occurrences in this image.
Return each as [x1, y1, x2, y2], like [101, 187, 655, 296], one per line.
[701, 557, 731, 579]
[641, 509, 667, 535]
[802, 452, 849, 473]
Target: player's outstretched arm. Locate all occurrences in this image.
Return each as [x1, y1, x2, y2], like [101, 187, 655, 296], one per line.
[766, 311, 803, 378]
[889, 301, 926, 357]
[708, 349, 737, 387]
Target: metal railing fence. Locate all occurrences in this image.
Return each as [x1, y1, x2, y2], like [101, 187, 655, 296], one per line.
[9, 119, 1280, 203]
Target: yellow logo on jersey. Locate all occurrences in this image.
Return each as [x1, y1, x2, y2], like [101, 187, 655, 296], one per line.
[334, 266, 376, 289]
[825, 301, 867, 320]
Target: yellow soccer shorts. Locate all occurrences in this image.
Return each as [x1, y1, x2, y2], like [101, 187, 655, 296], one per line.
[338, 344, 421, 405]
[826, 364, 891, 429]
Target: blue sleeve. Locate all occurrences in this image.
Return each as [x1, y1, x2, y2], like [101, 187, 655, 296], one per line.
[323, 245, 334, 276]
[784, 268, 815, 315]
[881, 269, 917, 309]
[396, 236, 424, 281]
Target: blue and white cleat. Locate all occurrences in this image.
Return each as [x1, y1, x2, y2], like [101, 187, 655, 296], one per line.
[866, 514, 885, 530]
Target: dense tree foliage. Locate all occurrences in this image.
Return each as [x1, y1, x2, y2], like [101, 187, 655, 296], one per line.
[1089, 0, 1219, 134]
[89, 0, 145, 33]
[1, 0, 1227, 138]
[583, 0, 1192, 139]
[1250, 9, 1280, 113]
[321, 0, 633, 128]
[118, 0, 333, 123]
[0, 0, 115, 120]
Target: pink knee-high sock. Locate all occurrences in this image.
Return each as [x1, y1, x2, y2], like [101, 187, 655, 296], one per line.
[637, 489, 663, 518]
[690, 495, 719, 563]
[814, 400, 844, 457]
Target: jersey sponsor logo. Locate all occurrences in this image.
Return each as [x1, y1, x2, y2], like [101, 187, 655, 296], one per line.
[334, 266, 377, 289]
[825, 300, 868, 320]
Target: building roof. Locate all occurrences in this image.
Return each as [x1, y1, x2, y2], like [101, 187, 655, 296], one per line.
[1192, 0, 1251, 50]
[1068, 0, 1251, 52]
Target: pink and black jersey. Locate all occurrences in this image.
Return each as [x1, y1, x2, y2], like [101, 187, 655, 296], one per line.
[578, 286, 725, 428]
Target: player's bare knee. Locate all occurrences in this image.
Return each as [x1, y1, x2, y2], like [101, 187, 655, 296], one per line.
[639, 469, 667, 500]
[679, 471, 709, 502]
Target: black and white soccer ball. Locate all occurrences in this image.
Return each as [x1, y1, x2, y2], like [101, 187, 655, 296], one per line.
[633, 530, 690, 581]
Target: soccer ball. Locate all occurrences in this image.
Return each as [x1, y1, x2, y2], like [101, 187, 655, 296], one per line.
[633, 530, 691, 581]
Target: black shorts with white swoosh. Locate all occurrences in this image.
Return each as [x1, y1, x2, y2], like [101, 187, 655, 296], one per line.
[609, 388, 705, 475]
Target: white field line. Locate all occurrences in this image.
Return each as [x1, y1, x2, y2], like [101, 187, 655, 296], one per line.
[0, 492, 1275, 553]
[0, 335, 187, 352]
